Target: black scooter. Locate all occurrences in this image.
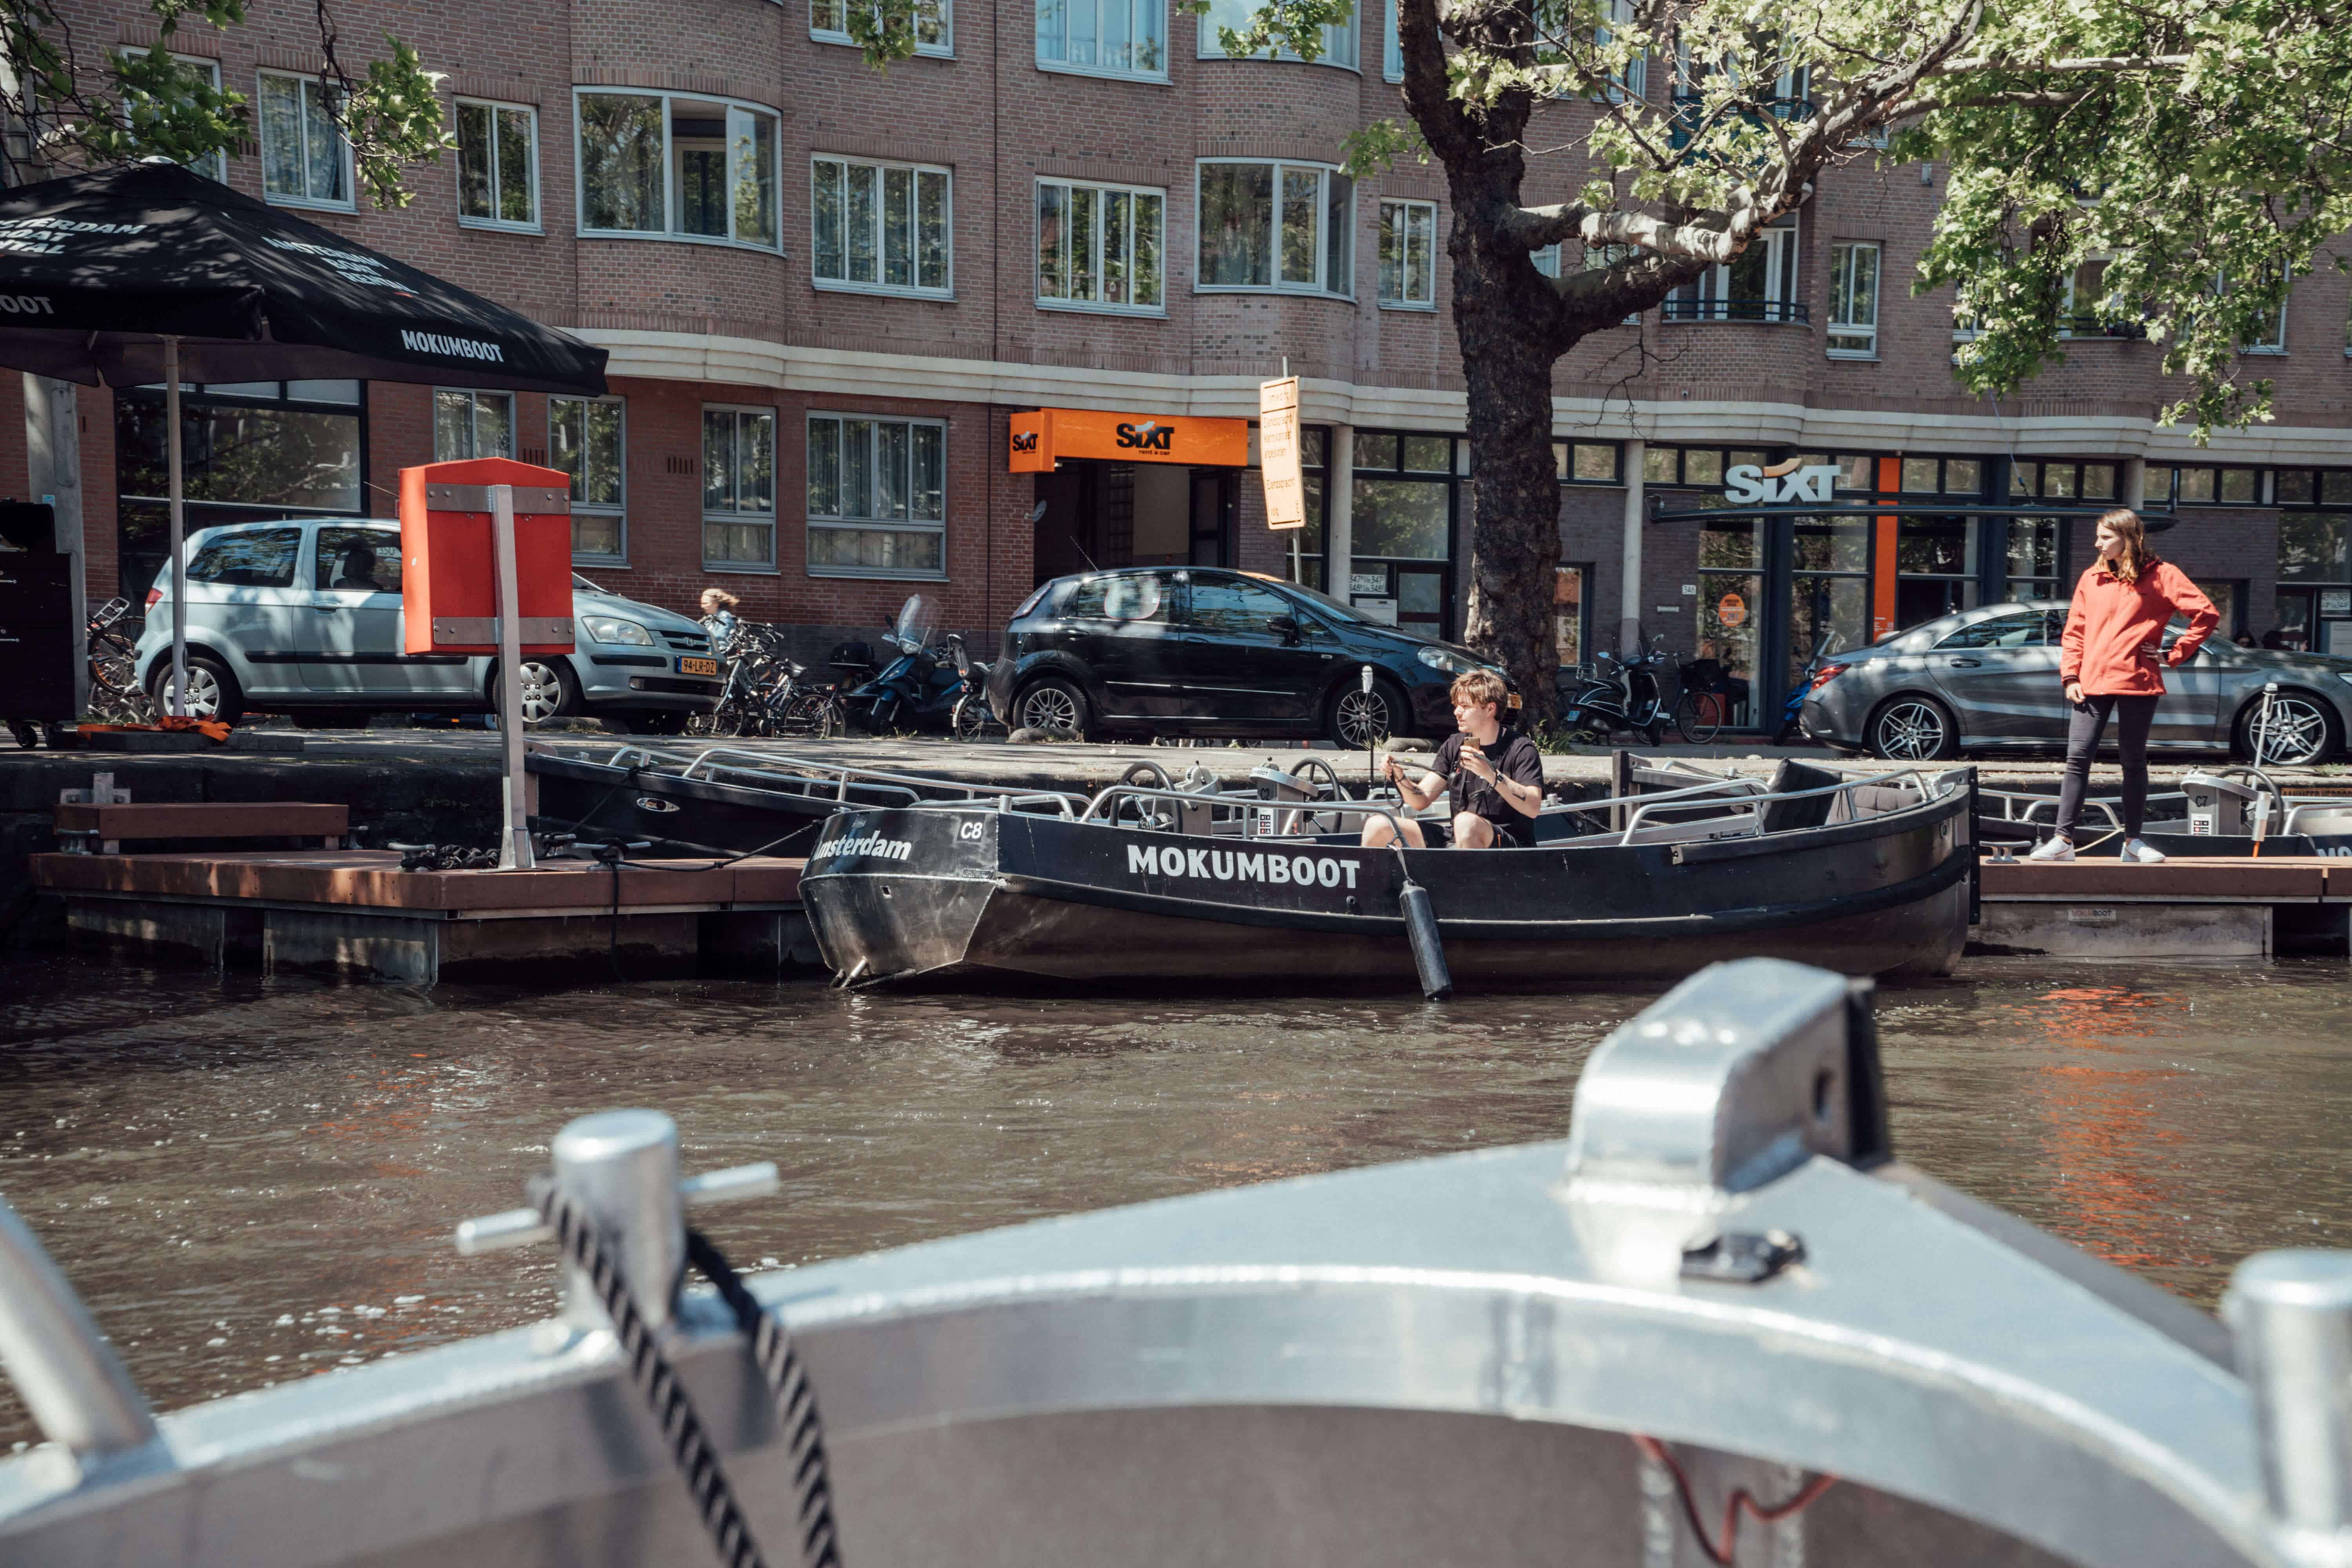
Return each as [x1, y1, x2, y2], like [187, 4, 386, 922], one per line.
[839, 595, 966, 735]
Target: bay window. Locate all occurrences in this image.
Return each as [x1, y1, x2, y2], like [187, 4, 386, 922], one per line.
[1195, 0, 1356, 67]
[1038, 0, 1165, 76]
[814, 0, 951, 55]
[433, 390, 513, 461]
[807, 414, 947, 579]
[703, 407, 778, 570]
[258, 72, 351, 209]
[575, 91, 781, 250]
[552, 396, 626, 563]
[1666, 216, 1800, 322]
[1827, 240, 1878, 356]
[456, 100, 538, 230]
[1197, 160, 1352, 295]
[1037, 180, 1164, 312]
[1377, 199, 1436, 308]
[813, 156, 952, 296]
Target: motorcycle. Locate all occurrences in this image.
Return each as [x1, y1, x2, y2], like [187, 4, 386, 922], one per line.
[1560, 635, 1675, 746]
[839, 595, 967, 735]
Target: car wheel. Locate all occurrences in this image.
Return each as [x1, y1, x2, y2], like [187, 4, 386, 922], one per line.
[2235, 690, 2340, 766]
[149, 653, 245, 726]
[1867, 695, 1958, 761]
[499, 658, 580, 725]
[1016, 677, 1091, 739]
[1329, 678, 1405, 750]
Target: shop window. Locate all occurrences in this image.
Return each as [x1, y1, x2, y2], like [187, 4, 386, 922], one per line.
[1895, 514, 1978, 626]
[2080, 462, 2116, 500]
[578, 92, 781, 250]
[2279, 516, 2350, 582]
[1196, 160, 1351, 296]
[1827, 241, 1878, 357]
[2278, 470, 2315, 506]
[814, 0, 951, 54]
[2326, 473, 2352, 506]
[1273, 428, 1329, 592]
[1038, 0, 1164, 76]
[1351, 434, 1453, 563]
[1554, 442, 1621, 483]
[1378, 199, 1437, 309]
[1642, 445, 1677, 485]
[1683, 448, 1724, 486]
[1195, 0, 1356, 67]
[258, 71, 351, 210]
[552, 396, 626, 563]
[813, 155, 950, 294]
[1900, 457, 1938, 494]
[806, 413, 947, 579]
[2004, 517, 2062, 601]
[1666, 216, 1800, 322]
[1037, 180, 1164, 312]
[2177, 467, 2217, 504]
[2220, 467, 2260, 503]
[703, 406, 778, 571]
[433, 390, 513, 462]
[457, 100, 538, 229]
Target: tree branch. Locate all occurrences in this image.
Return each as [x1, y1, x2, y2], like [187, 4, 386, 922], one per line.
[1928, 52, 2193, 74]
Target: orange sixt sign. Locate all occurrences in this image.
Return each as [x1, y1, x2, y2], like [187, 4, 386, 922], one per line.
[1008, 408, 1248, 472]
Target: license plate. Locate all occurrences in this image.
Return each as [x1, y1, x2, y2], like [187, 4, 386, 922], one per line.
[677, 656, 718, 677]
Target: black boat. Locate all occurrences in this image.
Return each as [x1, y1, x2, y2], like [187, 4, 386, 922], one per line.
[801, 757, 1977, 989]
[1980, 766, 2352, 859]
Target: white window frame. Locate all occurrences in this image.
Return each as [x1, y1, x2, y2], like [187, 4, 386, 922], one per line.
[1035, 178, 1167, 315]
[552, 394, 628, 566]
[117, 52, 227, 181]
[702, 403, 780, 574]
[1589, 0, 1645, 103]
[1194, 158, 1353, 298]
[1194, 0, 1357, 69]
[1037, 0, 1169, 79]
[1377, 198, 1437, 310]
[571, 89, 784, 252]
[256, 69, 353, 211]
[811, 154, 955, 299]
[1668, 215, 1800, 324]
[2221, 269, 2288, 354]
[1827, 240, 1878, 358]
[805, 412, 950, 582]
[812, 0, 953, 56]
[432, 389, 515, 462]
[454, 97, 541, 233]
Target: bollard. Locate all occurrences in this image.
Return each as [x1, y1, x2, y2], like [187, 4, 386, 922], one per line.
[549, 1109, 686, 1331]
[2224, 1249, 2352, 1541]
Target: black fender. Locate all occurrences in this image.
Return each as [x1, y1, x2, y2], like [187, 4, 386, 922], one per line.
[1007, 650, 1107, 713]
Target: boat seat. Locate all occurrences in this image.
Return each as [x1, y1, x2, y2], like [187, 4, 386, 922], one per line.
[1757, 760, 1843, 834]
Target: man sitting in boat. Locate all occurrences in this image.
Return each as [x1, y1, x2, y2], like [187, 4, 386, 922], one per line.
[1361, 670, 1544, 849]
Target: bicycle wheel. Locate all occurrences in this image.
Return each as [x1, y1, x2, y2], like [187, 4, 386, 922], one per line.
[1673, 690, 1721, 744]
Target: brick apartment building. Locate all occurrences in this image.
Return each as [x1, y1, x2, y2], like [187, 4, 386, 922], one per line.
[6, 0, 2352, 730]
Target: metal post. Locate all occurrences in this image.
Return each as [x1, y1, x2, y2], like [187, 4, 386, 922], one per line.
[491, 484, 535, 869]
[2225, 1250, 2352, 1537]
[1620, 439, 1646, 658]
[551, 1109, 685, 1332]
[165, 337, 186, 718]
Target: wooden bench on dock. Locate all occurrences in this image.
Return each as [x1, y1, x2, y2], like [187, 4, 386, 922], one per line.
[1975, 855, 2352, 958]
[52, 801, 350, 855]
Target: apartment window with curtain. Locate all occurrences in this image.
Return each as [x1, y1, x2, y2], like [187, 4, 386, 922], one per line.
[1196, 160, 1352, 295]
[552, 396, 626, 563]
[1037, 180, 1164, 312]
[813, 156, 952, 297]
[575, 91, 781, 250]
[433, 391, 514, 461]
[813, 0, 952, 54]
[1827, 241, 1878, 357]
[456, 100, 538, 230]
[258, 72, 351, 209]
[1038, 0, 1165, 76]
[703, 407, 778, 571]
[1666, 216, 1800, 322]
[1195, 0, 1356, 67]
[806, 414, 947, 579]
[1377, 199, 1436, 309]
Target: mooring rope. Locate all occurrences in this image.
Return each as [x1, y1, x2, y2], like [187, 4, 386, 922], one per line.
[526, 1176, 842, 1568]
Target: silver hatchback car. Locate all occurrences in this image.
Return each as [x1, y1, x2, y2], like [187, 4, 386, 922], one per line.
[1800, 600, 2352, 764]
[136, 518, 722, 733]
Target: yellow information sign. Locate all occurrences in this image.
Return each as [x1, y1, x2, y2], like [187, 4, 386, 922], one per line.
[1259, 376, 1304, 531]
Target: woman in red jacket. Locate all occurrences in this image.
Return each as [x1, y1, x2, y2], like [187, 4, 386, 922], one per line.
[2030, 509, 2219, 863]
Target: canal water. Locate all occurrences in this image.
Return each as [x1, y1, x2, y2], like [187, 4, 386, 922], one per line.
[3, 953, 2349, 1448]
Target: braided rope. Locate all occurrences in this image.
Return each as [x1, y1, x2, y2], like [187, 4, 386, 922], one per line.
[686, 1230, 843, 1568]
[526, 1176, 769, 1568]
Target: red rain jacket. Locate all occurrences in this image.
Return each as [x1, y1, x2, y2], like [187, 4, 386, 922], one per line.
[2059, 559, 2220, 697]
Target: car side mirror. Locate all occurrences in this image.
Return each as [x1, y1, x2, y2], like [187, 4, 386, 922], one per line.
[1268, 615, 1300, 644]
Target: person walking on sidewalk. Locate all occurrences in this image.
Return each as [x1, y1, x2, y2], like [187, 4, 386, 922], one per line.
[2030, 508, 2220, 863]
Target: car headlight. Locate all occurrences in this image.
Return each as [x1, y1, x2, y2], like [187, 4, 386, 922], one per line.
[580, 615, 654, 646]
[1416, 646, 1479, 674]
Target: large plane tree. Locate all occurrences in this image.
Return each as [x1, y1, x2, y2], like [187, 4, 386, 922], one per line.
[1181, 0, 2352, 719]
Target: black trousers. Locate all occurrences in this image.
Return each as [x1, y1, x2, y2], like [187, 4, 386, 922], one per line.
[2055, 693, 2161, 838]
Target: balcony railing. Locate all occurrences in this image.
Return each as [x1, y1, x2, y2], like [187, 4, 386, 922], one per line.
[2061, 314, 2149, 340]
[1661, 297, 1810, 324]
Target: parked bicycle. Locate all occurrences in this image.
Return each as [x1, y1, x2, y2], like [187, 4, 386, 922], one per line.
[689, 617, 836, 739]
[85, 598, 151, 726]
[946, 633, 1002, 741]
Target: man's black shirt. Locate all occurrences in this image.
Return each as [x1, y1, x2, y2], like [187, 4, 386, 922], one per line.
[1431, 726, 1544, 843]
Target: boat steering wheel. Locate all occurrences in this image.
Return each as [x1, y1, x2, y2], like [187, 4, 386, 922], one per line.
[1119, 760, 1179, 831]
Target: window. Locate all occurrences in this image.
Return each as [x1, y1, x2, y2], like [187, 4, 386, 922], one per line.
[1196, 160, 1351, 295]
[258, 72, 350, 209]
[1827, 241, 1878, 357]
[1553, 442, 1621, 483]
[1350, 432, 1453, 560]
[433, 390, 514, 462]
[314, 525, 402, 593]
[1377, 199, 1436, 308]
[576, 91, 781, 250]
[1590, 0, 1645, 102]
[813, 156, 951, 296]
[1933, 611, 2044, 650]
[457, 100, 538, 230]
[815, 0, 951, 54]
[1037, 180, 1164, 312]
[1068, 572, 1172, 621]
[806, 413, 946, 578]
[1383, 1, 1401, 78]
[2216, 269, 2288, 353]
[119, 53, 226, 181]
[1195, 0, 1356, 67]
[552, 396, 626, 562]
[701, 407, 777, 570]
[1667, 216, 1800, 322]
[1038, 0, 1165, 76]
[186, 526, 303, 588]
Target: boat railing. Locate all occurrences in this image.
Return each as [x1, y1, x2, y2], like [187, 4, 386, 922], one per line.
[1977, 784, 2197, 839]
[583, 743, 1093, 814]
[2281, 802, 2352, 836]
[1604, 768, 1949, 848]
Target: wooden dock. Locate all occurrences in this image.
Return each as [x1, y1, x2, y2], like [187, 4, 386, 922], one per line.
[1976, 856, 2352, 958]
[31, 849, 813, 985]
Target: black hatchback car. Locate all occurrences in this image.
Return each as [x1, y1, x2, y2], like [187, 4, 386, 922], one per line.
[985, 567, 1514, 745]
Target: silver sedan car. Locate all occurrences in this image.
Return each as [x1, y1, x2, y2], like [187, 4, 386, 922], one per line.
[1800, 601, 2352, 763]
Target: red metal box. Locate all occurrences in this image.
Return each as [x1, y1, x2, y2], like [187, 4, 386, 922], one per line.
[399, 458, 577, 656]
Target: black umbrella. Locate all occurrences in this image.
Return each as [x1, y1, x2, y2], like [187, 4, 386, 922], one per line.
[0, 160, 609, 712]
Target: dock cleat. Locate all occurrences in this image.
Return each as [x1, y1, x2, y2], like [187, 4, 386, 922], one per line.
[2119, 838, 2168, 864]
[2026, 835, 2076, 862]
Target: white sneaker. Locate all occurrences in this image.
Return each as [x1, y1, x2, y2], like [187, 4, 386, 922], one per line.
[2119, 838, 2167, 864]
[2026, 835, 2075, 862]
